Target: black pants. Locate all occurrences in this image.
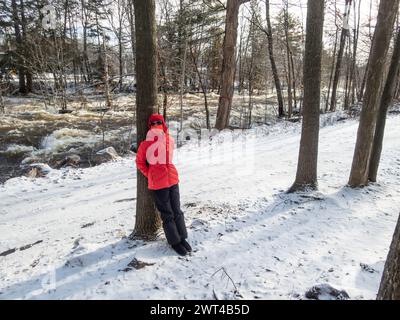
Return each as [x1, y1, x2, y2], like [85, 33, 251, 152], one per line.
[152, 183, 188, 246]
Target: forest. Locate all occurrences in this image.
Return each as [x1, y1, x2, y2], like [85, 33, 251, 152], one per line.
[0, 0, 399, 301]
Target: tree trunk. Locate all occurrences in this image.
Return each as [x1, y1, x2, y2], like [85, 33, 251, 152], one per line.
[290, 51, 297, 110]
[325, 1, 339, 112]
[215, 0, 249, 130]
[116, 0, 124, 92]
[102, 34, 112, 109]
[358, 58, 370, 102]
[11, 0, 26, 94]
[288, 0, 324, 192]
[351, 0, 361, 104]
[127, 0, 136, 71]
[377, 214, 400, 300]
[329, 0, 352, 112]
[395, 68, 400, 100]
[348, 0, 399, 187]
[238, 18, 244, 95]
[81, 0, 91, 83]
[68, 7, 79, 86]
[131, 0, 161, 240]
[368, 28, 400, 182]
[358, 1, 376, 102]
[284, 3, 293, 118]
[265, 0, 284, 117]
[190, 47, 210, 129]
[119, 31, 123, 92]
[158, 50, 168, 121]
[20, 0, 32, 93]
[344, 37, 352, 110]
[179, 26, 188, 133]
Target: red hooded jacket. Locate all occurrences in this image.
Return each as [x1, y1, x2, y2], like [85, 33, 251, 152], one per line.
[135, 114, 179, 190]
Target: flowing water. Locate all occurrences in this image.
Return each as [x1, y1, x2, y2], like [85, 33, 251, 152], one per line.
[0, 93, 279, 184]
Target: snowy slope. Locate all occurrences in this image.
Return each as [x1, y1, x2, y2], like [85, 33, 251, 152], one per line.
[1, 114, 400, 300]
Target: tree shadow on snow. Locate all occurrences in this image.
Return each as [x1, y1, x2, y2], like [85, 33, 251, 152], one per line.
[0, 236, 174, 299]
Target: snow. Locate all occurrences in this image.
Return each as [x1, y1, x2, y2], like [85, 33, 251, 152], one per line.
[0, 113, 399, 300]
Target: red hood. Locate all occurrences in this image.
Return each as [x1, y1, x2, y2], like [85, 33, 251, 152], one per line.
[148, 114, 168, 133]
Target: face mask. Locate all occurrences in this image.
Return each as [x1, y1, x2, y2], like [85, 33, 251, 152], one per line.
[151, 124, 163, 131]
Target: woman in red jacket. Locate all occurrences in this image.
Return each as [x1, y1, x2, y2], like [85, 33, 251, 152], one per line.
[135, 113, 192, 256]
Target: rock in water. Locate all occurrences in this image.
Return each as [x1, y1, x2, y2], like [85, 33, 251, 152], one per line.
[93, 147, 121, 164]
[305, 284, 350, 300]
[25, 163, 52, 178]
[57, 154, 81, 168]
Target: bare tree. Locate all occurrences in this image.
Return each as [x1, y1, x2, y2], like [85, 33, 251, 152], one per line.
[265, 0, 284, 117]
[178, 0, 191, 134]
[288, 0, 325, 192]
[350, 0, 361, 105]
[102, 32, 112, 109]
[215, 0, 250, 130]
[107, 0, 128, 92]
[325, 0, 339, 112]
[190, 41, 211, 129]
[329, 0, 352, 112]
[348, 0, 400, 187]
[358, 0, 374, 102]
[11, 0, 26, 94]
[131, 0, 161, 240]
[283, 0, 293, 118]
[377, 214, 400, 300]
[369, 28, 400, 182]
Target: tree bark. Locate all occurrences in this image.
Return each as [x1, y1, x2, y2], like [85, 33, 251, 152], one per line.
[215, 0, 249, 130]
[20, 0, 32, 93]
[117, 0, 124, 92]
[358, 40, 373, 103]
[11, 0, 26, 94]
[238, 17, 244, 95]
[377, 214, 400, 300]
[325, 0, 339, 112]
[358, 0, 374, 102]
[265, 0, 284, 117]
[395, 68, 400, 100]
[329, 0, 352, 112]
[344, 36, 352, 110]
[351, 0, 361, 104]
[179, 19, 189, 133]
[368, 28, 400, 182]
[127, 0, 136, 72]
[102, 34, 112, 109]
[288, 0, 324, 192]
[284, 2, 293, 118]
[348, 0, 400, 187]
[131, 0, 161, 240]
[190, 46, 210, 129]
[158, 50, 168, 120]
[81, 0, 91, 83]
[290, 51, 297, 111]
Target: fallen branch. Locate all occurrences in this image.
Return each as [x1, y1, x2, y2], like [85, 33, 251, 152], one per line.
[0, 240, 43, 257]
[211, 267, 241, 298]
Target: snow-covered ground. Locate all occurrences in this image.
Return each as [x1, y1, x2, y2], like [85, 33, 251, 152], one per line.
[0, 113, 399, 300]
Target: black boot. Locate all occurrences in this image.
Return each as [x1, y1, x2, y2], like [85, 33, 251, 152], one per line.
[181, 239, 192, 252]
[171, 243, 187, 256]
